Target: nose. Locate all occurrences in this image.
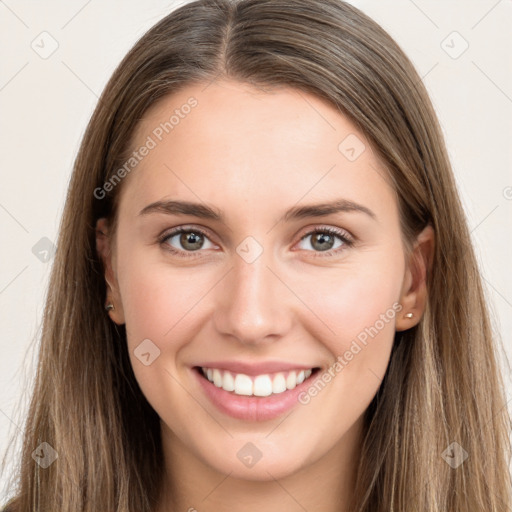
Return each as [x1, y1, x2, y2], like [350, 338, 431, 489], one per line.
[212, 250, 293, 346]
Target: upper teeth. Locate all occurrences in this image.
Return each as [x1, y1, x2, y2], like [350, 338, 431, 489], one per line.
[201, 367, 314, 396]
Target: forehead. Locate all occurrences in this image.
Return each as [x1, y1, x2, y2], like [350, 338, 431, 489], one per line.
[118, 79, 396, 222]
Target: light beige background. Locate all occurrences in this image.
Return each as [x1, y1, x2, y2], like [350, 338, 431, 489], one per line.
[1, 0, 511, 499]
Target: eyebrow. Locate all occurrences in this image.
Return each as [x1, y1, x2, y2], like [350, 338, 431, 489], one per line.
[138, 198, 377, 223]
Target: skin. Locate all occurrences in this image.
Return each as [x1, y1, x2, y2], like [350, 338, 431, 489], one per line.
[96, 79, 434, 512]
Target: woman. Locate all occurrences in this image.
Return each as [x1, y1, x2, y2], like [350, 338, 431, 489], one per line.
[2, 0, 510, 510]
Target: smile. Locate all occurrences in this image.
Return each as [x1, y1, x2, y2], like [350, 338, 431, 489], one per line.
[200, 367, 316, 396]
[193, 365, 322, 421]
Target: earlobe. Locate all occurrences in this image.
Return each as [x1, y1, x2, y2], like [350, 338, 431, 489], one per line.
[95, 217, 126, 325]
[395, 224, 435, 332]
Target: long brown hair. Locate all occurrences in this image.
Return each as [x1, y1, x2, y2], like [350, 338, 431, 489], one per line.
[2, 0, 511, 510]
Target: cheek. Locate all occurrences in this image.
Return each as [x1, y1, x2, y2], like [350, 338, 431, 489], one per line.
[295, 257, 404, 354]
[291, 253, 404, 416]
[118, 261, 174, 344]
[115, 249, 208, 413]
[295, 273, 402, 438]
[119, 263, 206, 346]
[115, 246, 221, 379]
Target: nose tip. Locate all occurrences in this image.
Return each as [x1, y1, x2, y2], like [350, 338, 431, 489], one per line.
[212, 257, 292, 345]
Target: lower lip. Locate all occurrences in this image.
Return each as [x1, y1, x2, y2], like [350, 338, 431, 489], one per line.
[193, 367, 319, 422]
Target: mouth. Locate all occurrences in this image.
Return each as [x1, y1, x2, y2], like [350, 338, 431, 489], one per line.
[194, 366, 321, 397]
[192, 365, 322, 421]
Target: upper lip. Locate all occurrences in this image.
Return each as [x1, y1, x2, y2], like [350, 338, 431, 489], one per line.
[194, 360, 319, 376]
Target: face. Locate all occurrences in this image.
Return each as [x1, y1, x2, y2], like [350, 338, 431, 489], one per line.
[96, 79, 430, 481]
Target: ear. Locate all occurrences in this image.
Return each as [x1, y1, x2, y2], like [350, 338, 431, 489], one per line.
[95, 217, 125, 325]
[395, 224, 435, 331]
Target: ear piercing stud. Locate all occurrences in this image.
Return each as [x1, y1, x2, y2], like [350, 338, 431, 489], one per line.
[105, 303, 115, 312]
[404, 312, 413, 318]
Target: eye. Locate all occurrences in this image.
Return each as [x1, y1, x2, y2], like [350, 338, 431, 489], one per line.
[295, 226, 354, 257]
[158, 225, 354, 259]
[159, 226, 216, 257]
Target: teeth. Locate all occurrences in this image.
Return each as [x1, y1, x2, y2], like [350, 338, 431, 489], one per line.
[272, 373, 287, 394]
[213, 369, 223, 387]
[254, 375, 273, 396]
[201, 367, 315, 396]
[233, 374, 253, 396]
[286, 371, 296, 390]
[223, 371, 235, 392]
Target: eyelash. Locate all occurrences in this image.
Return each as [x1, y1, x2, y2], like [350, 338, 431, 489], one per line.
[158, 225, 355, 259]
